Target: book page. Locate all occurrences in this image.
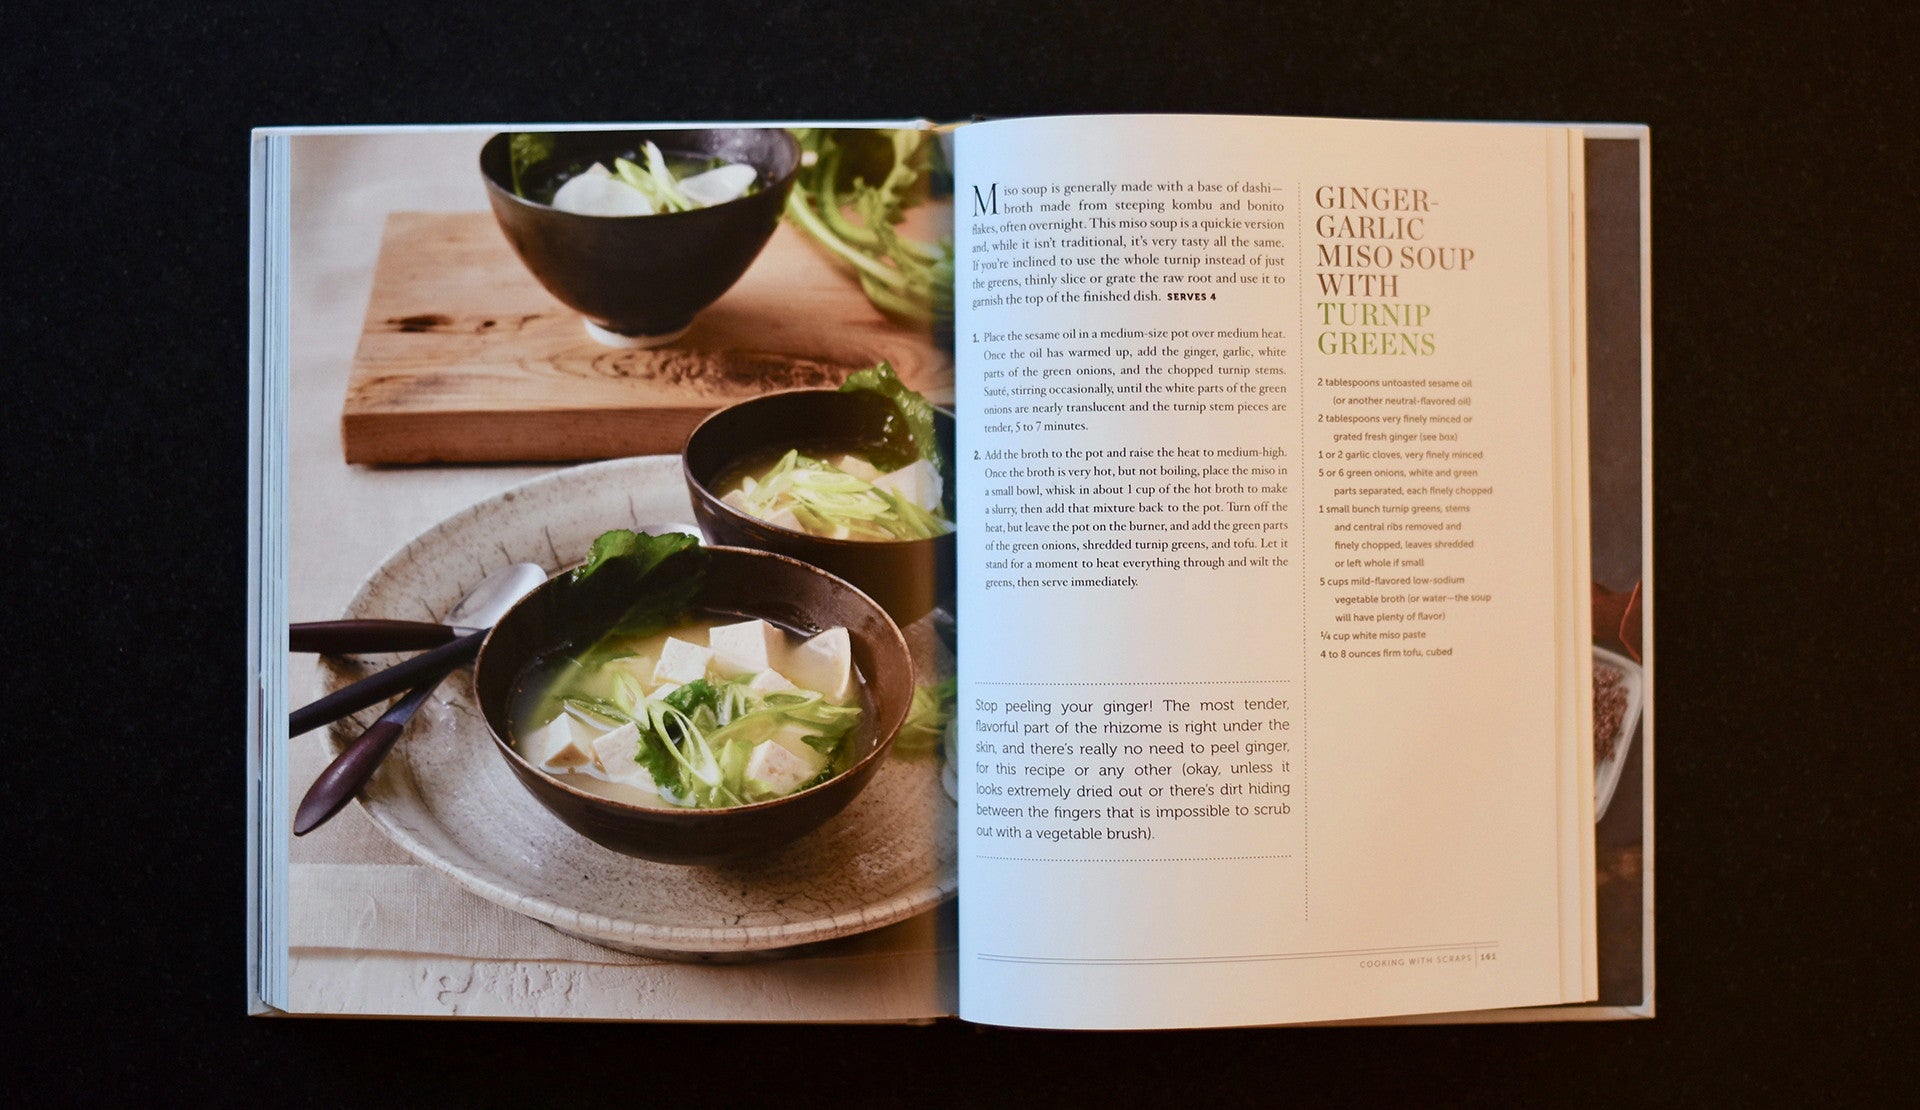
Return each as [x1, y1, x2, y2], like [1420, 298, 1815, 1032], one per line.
[952, 115, 1591, 1028]
[257, 124, 961, 1022]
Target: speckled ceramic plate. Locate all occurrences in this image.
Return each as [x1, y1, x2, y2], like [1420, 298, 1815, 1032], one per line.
[1592, 645, 1643, 823]
[316, 455, 957, 958]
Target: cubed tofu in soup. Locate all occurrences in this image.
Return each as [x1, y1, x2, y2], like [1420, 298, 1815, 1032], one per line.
[747, 668, 798, 694]
[833, 453, 883, 481]
[530, 714, 599, 769]
[787, 626, 854, 704]
[745, 739, 820, 795]
[708, 618, 781, 678]
[873, 459, 943, 511]
[652, 637, 714, 685]
[590, 723, 658, 792]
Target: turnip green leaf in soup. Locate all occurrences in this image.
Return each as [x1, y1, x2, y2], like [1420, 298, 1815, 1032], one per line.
[840, 362, 946, 478]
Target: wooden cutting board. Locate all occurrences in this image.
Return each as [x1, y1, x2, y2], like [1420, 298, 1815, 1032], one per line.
[342, 211, 952, 465]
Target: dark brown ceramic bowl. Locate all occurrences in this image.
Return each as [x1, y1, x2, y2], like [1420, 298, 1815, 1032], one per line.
[473, 545, 913, 865]
[479, 129, 800, 344]
[683, 389, 956, 625]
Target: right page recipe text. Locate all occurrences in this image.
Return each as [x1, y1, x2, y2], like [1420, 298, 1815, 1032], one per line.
[954, 115, 1587, 1029]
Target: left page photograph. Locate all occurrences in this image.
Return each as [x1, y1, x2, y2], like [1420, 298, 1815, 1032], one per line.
[248, 124, 961, 1020]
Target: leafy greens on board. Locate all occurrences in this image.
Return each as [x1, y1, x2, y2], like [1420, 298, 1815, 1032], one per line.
[785, 128, 954, 340]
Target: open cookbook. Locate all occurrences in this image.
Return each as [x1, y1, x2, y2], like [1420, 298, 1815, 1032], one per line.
[247, 114, 1652, 1029]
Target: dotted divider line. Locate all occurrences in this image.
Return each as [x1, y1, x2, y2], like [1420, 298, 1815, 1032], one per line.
[973, 680, 1293, 686]
[1298, 176, 1310, 925]
[979, 854, 1294, 863]
[977, 941, 1501, 967]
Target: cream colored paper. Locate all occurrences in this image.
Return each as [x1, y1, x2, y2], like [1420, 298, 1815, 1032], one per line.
[953, 115, 1593, 1028]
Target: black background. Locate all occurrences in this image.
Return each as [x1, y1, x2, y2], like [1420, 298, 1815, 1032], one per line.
[3, 1, 1915, 1103]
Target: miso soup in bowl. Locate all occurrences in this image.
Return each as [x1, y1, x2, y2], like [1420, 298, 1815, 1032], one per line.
[512, 614, 867, 810]
[474, 534, 913, 865]
[479, 128, 800, 346]
[684, 367, 956, 624]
